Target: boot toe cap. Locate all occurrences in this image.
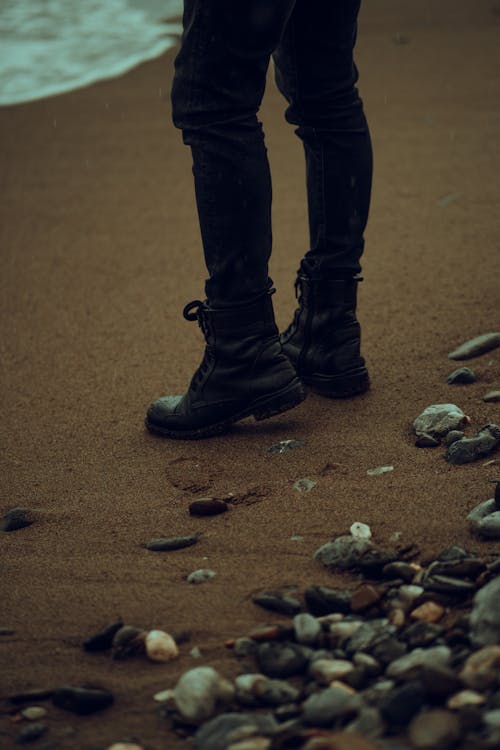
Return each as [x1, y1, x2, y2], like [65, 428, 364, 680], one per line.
[146, 395, 182, 427]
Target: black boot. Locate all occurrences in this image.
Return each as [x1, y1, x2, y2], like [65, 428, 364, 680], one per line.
[280, 265, 370, 398]
[146, 293, 306, 439]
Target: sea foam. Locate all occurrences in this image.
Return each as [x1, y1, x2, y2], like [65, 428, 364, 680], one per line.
[0, 0, 183, 106]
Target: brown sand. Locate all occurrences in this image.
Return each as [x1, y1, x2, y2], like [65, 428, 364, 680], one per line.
[1, 1, 499, 747]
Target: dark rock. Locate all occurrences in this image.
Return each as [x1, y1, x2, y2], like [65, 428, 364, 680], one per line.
[444, 430, 465, 446]
[351, 585, 384, 613]
[370, 636, 407, 666]
[83, 620, 123, 652]
[1, 507, 34, 532]
[256, 641, 309, 678]
[382, 562, 418, 582]
[144, 534, 199, 551]
[415, 434, 441, 448]
[293, 613, 321, 645]
[345, 621, 390, 656]
[188, 498, 228, 517]
[492, 479, 500, 509]
[445, 424, 500, 465]
[402, 622, 445, 650]
[302, 685, 359, 726]
[52, 685, 114, 715]
[437, 546, 469, 562]
[111, 626, 146, 659]
[15, 722, 48, 744]
[448, 332, 500, 360]
[424, 575, 476, 597]
[446, 367, 477, 384]
[305, 586, 353, 616]
[252, 592, 302, 617]
[380, 681, 427, 725]
[193, 712, 278, 750]
[427, 559, 486, 580]
[0, 627, 15, 635]
[9, 689, 54, 704]
[418, 664, 463, 698]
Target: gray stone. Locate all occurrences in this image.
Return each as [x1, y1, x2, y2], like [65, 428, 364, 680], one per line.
[187, 569, 216, 584]
[15, 722, 48, 744]
[413, 403, 468, 438]
[408, 708, 461, 749]
[402, 622, 444, 648]
[469, 576, 500, 646]
[52, 686, 114, 715]
[445, 424, 500, 464]
[173, 667, 234, 723]
[380, 681, 427, 725]
[446, 367, 477, 384]
[83, 620, 124, 652]
[305, 585, 353, 615]
[314, 535, 373, 570]
[293, 613, 321, 645]
[345, 621, 389, 656]
[477, 511, 500, 539]
[268, 439, 305, 454]
[444, 430, 465, 446]
[345, 706, 385, 738]
[144, 534, 199, 551]
[252, 592, 301, 616]
[193, 713, 278, 750]
[256, 642, 308, 679]
[302, 685, 359, 726]
[448, 332, 500, 360]
[483, 390, 500, 403]
[386, 646, 451, 680]
[1, 507, 34, 532]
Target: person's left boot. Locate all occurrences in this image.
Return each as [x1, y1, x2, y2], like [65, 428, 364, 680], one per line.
[146, 292, 306, 439]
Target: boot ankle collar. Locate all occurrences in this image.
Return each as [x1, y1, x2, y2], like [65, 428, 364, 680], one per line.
[296, 276, 362, 305]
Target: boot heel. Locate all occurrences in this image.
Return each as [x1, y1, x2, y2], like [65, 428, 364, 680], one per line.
[252, 379, 306, 421]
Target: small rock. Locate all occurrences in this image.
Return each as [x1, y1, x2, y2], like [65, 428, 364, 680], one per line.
[424, 574, 475, 597]
[233, 638, 258, 658]
[302, 685, 358, 726]
[367, 465, 394, 476]
[303, 732, 381, 750]
[314, 535, 396, 574]
[477, 511, 500, 539]
[190, 646, 202, 658]
[305, 585, 353, 616]
[189, 498, 228, 516]
[382, 562, 419, 582]
[187, 569, 216, 584]
[105, 744, 144, 750]
[52, 686, 114, 715]
[448, 332, 500, 360]
[256, 641, 308, 678]
[268, 439, 305, 454]
[386, 646, 451, 680]
[1, 507, 34, 532]
[144, 534, 199, 552]
[446, 367, 476, 384]
[350, 522, 372, 539]
[328, 620, 364, 647]
[345, 706, 385, 739]
[20, 707, 47, 721]
[173, 667, 234, 723]
[293, 613, 321, 645]
[447, 690, 486, 709]
[469, 575, 500, 646]
[193, 713, 278, 750]
[9, 689, 54, 704]
[226, 739, 271, 750]
[410, 602, 445, 623]
[484, 390, 500, 403]
[252, 592, 301, 616]
[15, 722, 48, 744]
[83, 620, 124, 652]
[493, 479, 500, 508]
[153, 689, 173, 702]
[145, 630, 179, 662]
[293, 478, 317, 493]
[370, 636, 407, 666]
[444, 430, 465, 446]
[418, 665, 462, 699]
[413, 403, 468, 438]
[445, 424, 500, 464]
[380, 681, 426, 725]
[310, 658, 355, 684]
[111, 626, 146, 659]
[351, 585, 383, 613]
[415, 434, 441, 448]
[459, 645, 500, 689]
[408, 708, 461, 749]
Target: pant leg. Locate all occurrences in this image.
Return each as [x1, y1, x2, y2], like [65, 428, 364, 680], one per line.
[171, 0, 296, 306]
[273, 0, 373, 277]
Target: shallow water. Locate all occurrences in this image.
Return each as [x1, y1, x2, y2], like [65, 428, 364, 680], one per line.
[0, 0, 183, 106]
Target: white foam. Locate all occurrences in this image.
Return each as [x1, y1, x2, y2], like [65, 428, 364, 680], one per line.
[0, 0, 183, 106]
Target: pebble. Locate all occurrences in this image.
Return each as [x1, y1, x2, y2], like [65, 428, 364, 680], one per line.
[1, 507, 34, 532]
[293, 478, 317, 493]
[386, 646, 451, 680]
[444, 430, 465, 446]
[226, 739, 271, 750]
[459, 645, 500, 689]
[415, 434, 441, 448]
[303, 733, 381, 750]
[447, 689, 486, 709]
[305, 585, 353, 616]
[382, 561, 419, 582]
[408, 708, 461, 749]
[187, 569, 216, 584]
[476, 511, 500, 538]
[483, 390, 500, 403]
[302, 685, 358, 726]
[193, 712, 278, 750]
[469, 575, 500, 646]
[111, 626, 146, 659]
[15, 722, 48, 744]
[252, 592, 301, 616]
[413, 403, 468, 438]
[310, 658, 355, 684]
[256, 641, 308, 678]
[20, 707, 47, 720]
[9, 689, 54, 704]
[446, 366, 477, 384]
[380, 681, 426, 725]
[366, 465, 394, 476]
[105, 744, 144, 750]
[410, 601, 445, 623]
[83, 620, 124, 652]
[448, 332, 500, 360]
[145, 629, 179, 662]
[52, 685, 114, 715]
[493, 479, 500, 508]
[268, 439, 305, 454]
[189, 498, 228, 516]
[314, 535, 396, 575]
[350, 522, 372, 539]
[445, 423, 500, 464]
[293, 613, 321, 645]
[144, 534, 199, 551]
[424, 574, 475, 596]
[173, 667, 235, 723]
[351, 585, 383, 613]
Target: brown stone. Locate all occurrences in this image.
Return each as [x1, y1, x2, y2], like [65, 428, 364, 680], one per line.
[350, 585, 383, 613]
[409, 709, 461, 749]
[303, 731, 380, 750]
[459, 645, 500, 689]
[410, 601, 445, 623]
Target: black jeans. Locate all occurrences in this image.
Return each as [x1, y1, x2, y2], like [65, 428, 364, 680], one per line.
[171, 0, 373, 307]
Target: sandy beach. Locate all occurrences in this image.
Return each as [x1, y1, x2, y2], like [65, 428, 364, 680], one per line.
[1, 1, 499, 748]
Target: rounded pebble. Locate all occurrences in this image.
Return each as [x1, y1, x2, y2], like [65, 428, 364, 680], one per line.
[20, 706, 47, 721]
[1, 507, 34, 532]
[189, 498, 228, 516]
[15, 722, 47, 744]
[187, 568, 216, 584]
[144, 534, 199, 552]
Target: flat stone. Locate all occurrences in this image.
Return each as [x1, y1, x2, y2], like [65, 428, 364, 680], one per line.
[351, 585, 383, 613]
[187, 568, 216, 584]
[410, 601, 445, 623]
[386, 646, 451, 680]
[380, 681, 426, 725]
[459, 645, 500, 689]
[445, 424, 500, 465]
[448, 332, 500, 360]
[302, 685, 358, 726]
[424, 575, 476, 597]
[143, 534, 199, 551]
[189, 498, 228, 516]
[415, 434, 441, 448]
[193, 713, 278, 750]
[408, 708, 461, 749]
[427, 558, 486, 579]
[310, 658, 355, 685]
[52, 686, 114, 715]
[370, 636, 407, 666]
[1, 507, 34, 532]
[252, 592, 301, 617]
[20, 707, 48, 720]
[382, 562, 418, 582]
[444, 430, 465, 446]
[303, 732, 382, 750]
[469, 575, 500, 646]
[83, 620, 124, 652]
[413, 403, 468, 438]
[305, 585, 353, 616]
[402, 622, 444, 648]
[268, 439, 305, 454]
[446, 367, 477, 384]
[256, 641, 308, 679]
[467, 498, 497, 527]
[483, 390, 500, 403]
[477, 511, 500, 539]
[9, 689, 55, 704]
[447, 689, 486, 709]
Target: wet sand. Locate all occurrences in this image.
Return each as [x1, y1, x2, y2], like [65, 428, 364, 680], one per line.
[1, 1, 499, 747]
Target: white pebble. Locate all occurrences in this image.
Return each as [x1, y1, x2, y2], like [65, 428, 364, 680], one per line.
[187, 568, 216, 584]
[350, 521, 372, 539]
[21, 706, 47, 720]
[145, 630, 179, 663]
[367, 465, 394, 476]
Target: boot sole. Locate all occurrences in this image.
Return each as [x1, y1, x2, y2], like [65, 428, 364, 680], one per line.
[300, 367, 370, 399]
[145, 378, 307, 440]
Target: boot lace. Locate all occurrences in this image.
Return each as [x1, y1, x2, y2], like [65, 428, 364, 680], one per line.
[281, 277, 303, 341]
[182, 300, 214, 390]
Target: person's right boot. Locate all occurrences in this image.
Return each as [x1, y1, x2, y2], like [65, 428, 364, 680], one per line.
[280, 262, 370, 398]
